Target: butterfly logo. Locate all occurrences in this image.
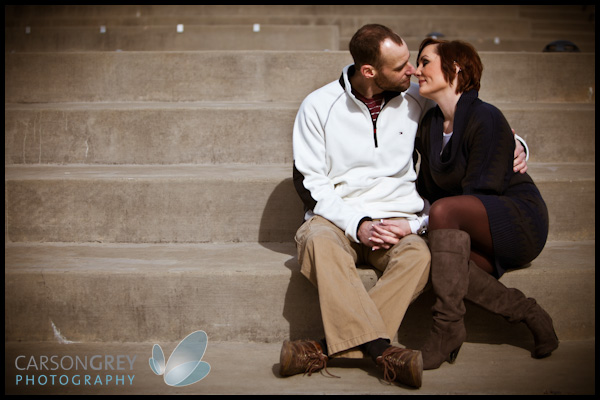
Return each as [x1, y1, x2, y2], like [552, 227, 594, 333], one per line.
[149, 330, 211, 386]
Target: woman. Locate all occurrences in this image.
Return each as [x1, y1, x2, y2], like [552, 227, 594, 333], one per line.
[413, 38, 558, 370]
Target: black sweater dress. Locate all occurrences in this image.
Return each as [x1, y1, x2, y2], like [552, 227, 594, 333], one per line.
[416, 90, 549, 278]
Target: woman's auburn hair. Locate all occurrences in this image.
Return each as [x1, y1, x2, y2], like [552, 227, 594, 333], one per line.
[417, 37, 483, 94]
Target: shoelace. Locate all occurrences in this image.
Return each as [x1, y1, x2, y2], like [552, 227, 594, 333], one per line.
[378, 347, 406, 383]
[300, 342, 339, 378]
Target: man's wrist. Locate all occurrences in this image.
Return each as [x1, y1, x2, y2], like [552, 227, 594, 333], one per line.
[356, 216, 373, 240]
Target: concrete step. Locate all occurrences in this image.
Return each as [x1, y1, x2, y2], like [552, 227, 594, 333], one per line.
[5, 25, 594, 53]
[400, 36, 595, 53]
[5, 51, 595, 104]
[5, 5, 526, 20]
[5, 25, 341, 52]
[3, 102, 298, 165]
[7, 4, 590, 26]
[531, 19, 597, 35]
[1, 18, 537, 49]
[4, 339, 595, 395]
[4, 163, 595, 243]
[5, 6, 594, 41]
[4, 240, 595, 345]
[6, 6, 593, 55]
[4, 101, 595, 165]
[519, 4, 596, 21]
[13, 26, 591, 54]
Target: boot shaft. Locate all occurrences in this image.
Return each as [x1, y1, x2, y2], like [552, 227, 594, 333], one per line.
[427, 229, 472, 322]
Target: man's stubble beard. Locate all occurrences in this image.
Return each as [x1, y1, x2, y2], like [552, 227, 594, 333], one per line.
[374, 73, 411, 93]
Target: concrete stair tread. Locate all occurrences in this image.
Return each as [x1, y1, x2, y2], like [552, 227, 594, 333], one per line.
[5, 12, 594, 35]
[10, 4, 591, 20]
[4, 239, 594, 275]
[5, 162, 594, 243]
[400, 36, 595, 53]
[5, 161, 596, 181]
[5, 101, 594, 165]
[4, 100, 303, 110]
[4, 241, 298, 273]
[4, 163, 292, 180]
[5, 240, 595, 343]
[5, 24, 341, 52]
[6, 20, 594, 54]
[2, 5, 527, 19]
[5, 16, 583, 30]
[4, 339, 595, 395]
[6, 51, 595, 104]
[5, 100, 596, 109]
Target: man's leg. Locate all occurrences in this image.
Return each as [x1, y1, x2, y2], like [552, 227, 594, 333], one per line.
[295, 216, 390, 356]
[367, 234, 431, 343]
[285, 217, 427, 388]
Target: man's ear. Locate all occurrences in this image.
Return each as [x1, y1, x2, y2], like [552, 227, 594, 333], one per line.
[360, 64, 376, 79]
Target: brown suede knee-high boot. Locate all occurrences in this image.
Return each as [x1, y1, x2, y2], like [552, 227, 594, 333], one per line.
[421, 229, 471, 370]
[465, 264, 559, 359]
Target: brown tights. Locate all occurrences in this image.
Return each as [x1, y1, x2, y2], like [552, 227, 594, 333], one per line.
[428, 195, 495, 274]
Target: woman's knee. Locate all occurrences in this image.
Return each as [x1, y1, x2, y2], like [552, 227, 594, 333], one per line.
[429, 198, 460, 230]
[429, 195, 486, 231]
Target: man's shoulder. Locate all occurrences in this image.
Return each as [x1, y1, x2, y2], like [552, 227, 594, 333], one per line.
[305, 79, 344, 99]
[300, 79, 345, 111]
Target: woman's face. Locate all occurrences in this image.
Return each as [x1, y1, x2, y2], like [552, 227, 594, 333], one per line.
[415, 44, 450, 99]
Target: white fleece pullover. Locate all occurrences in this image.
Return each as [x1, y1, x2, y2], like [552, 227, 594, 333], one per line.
[292, 64, 434, 243]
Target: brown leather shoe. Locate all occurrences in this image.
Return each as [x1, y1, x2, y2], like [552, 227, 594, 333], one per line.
[376, 346, 423, 388]
[279, 339, 335, 377]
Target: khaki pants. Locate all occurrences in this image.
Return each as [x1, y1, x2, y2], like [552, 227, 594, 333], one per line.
[295, 216, 430, 358]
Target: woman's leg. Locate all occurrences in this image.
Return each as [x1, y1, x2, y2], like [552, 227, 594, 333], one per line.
[427, 196, 558, 360]
[428, 195, 495, 274]
[420, 228, 471, 369]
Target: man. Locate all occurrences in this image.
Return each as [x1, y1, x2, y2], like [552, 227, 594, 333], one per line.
[281, 24, 527, 388]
